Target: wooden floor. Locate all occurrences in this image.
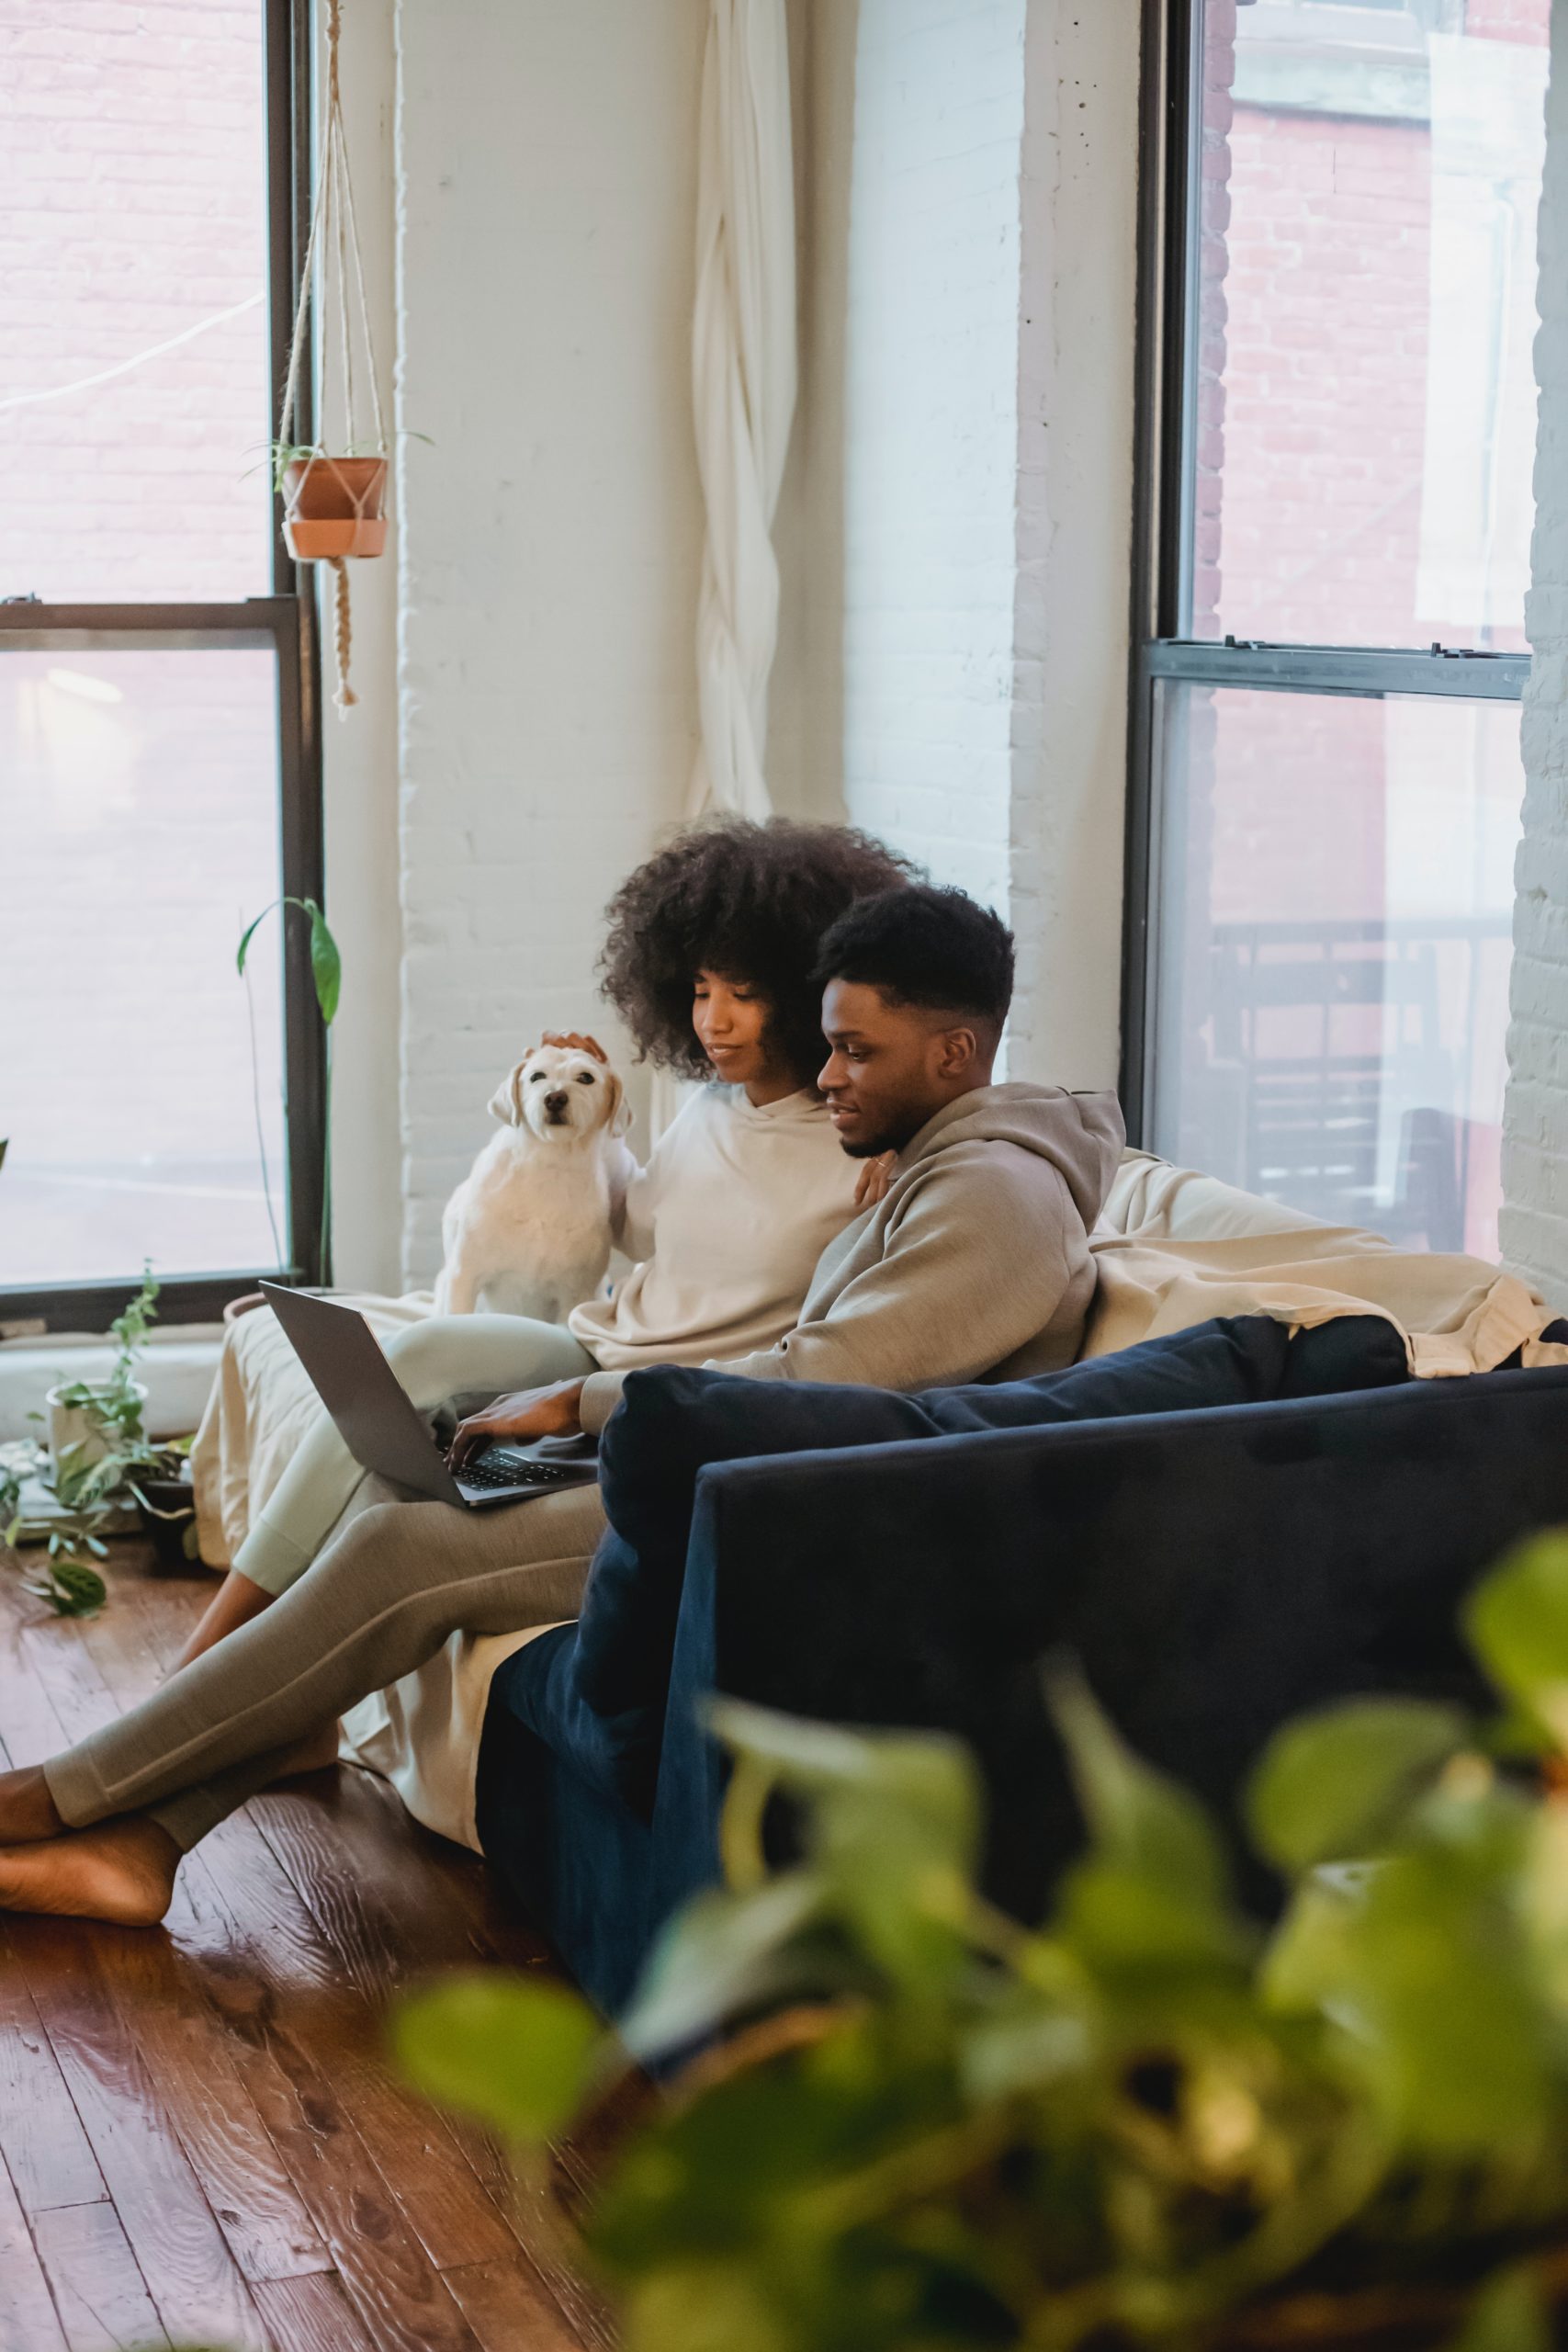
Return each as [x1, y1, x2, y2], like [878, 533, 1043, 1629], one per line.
[0, 1540, 617, 2352]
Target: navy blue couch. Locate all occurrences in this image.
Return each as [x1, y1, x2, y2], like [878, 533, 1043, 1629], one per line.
[475, 1325, 1568, 2017]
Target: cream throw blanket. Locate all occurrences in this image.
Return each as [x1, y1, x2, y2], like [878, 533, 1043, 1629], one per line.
[1087, 1153, 1568, 1377]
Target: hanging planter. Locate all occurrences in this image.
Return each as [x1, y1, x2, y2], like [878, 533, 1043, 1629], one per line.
[275, 0, 388, 714]
[281, 453, 388, 562]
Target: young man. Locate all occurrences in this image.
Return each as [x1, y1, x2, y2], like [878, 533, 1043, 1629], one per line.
[455, 883, 1123, 1452]
[0, 887, 1122, 1923]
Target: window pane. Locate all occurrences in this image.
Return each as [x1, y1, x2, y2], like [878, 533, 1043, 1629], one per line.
[0, 1, 273, 603]
[1149, 682, 1522, 1257]
[1191, 0, 1549, 650]
[0, 649, 287, 1286]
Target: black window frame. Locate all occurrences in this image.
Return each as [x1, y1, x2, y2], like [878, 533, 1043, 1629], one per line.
[0, 0, 325, 1336]
[1122, 0, 1531, 1148]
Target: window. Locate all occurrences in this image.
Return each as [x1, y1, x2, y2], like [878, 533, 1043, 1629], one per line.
[0, 0, 322, 1329]
[1126, 0, 1545, 1256]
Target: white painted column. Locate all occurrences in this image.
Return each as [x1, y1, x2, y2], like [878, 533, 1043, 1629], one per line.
[1500, 0, 1568, 1306]
[1007, 0, 1140, 1092]
[392, 0, 706, 1288]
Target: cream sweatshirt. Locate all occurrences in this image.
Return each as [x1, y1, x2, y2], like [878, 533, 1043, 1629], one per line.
[568, 1083, 864, 1372]
[578, 1081, 1126, 1432]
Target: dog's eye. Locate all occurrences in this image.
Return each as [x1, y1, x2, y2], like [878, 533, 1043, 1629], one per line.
[528, 1071, 548, 1083]
[576, 1070, 595, 1084]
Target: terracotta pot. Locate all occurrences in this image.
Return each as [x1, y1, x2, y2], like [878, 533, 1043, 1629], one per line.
[283, 456, 388, 560]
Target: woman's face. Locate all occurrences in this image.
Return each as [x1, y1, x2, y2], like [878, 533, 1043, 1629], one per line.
[693, 968, 780, 1090]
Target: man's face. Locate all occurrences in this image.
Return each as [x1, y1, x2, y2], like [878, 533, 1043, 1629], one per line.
[818, 979, 968, 1158]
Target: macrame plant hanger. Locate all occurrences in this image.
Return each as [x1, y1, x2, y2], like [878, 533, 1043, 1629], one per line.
[276, 0, 387, 714]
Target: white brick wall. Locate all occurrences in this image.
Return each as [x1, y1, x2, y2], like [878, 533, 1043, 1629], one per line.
[392, 0, 705, 1286]
[1007, 0, 1138, 1091]
[836, 0, 1029, 910]
[777, 0, 1136, 1087]
[1500, 0, 1568, 1306]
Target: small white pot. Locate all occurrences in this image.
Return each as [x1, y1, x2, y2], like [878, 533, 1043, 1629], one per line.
[45, 1382, 148, 1481]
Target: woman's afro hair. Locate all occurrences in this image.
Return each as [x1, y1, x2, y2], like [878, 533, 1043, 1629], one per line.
[598, 817, 920, 1084]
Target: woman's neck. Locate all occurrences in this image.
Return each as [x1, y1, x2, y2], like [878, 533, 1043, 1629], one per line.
[742, 1070, 802, 1109]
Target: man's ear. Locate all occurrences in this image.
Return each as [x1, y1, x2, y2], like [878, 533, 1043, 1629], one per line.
[488, 1062, 527, 1125]
[935, 1025, 979, 1080]
[604, 1069, 633, 1139]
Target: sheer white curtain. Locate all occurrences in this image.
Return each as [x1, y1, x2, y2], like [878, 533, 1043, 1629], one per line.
[654, 0, 796, 1139]
[687, 0, 796, 822]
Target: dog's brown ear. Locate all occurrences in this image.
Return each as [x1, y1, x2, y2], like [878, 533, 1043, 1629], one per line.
[604, 1069, 633, 1139]
[488, 1063, 527, 1125]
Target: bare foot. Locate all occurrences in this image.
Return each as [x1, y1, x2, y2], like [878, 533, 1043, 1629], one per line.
[0, 1817, 180, 1925]
[0, 1767, 67, 1845]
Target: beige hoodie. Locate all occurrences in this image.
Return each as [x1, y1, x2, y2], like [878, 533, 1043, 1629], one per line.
[578, 1081, 1124, 1432]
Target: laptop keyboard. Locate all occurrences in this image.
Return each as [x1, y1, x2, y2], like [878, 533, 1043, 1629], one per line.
[462, 1454, 584, 1490]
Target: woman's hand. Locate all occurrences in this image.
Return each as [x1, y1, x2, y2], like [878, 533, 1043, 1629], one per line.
[854, 1151, 897, 1210]
[448, 1379, 587, 1468]
[541, 1030, 607, 1064]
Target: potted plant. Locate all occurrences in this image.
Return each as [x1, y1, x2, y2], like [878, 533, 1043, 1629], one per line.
[275, 442, 388, 562]
[272, 0, 392, 710]
[44, 1266, 156, 1477]
[398, 1533, 1568, 2351]
[17, 1271, 198, 1609]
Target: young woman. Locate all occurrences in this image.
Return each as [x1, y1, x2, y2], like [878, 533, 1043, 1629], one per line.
[174, 817, 915, 1668]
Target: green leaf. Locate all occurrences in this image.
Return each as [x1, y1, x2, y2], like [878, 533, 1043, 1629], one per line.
[301, 897, 342, 1025]
[619, 2264, 795, 2352]
[710, 1701, 981, 1992]
[1446, 2261, 1551, 2352]
[1465, 1535, 1568, 1752]
[1049, 1665, 1226, 1899]
[236, 900, 276, 980]
[237, 898, 340, 1026]
[392, 1972, 605, 2142]
[1048, 1664, 1247, 1975]
[711, 1700, 979, 1878]
[957, 1985, 1092, 2104]
[620, 1874, 827, 2061]
[1276, 1816, 1553, 2157]
[1247, 1699, 1470, 1875]
[39, 1559, 106, 1617]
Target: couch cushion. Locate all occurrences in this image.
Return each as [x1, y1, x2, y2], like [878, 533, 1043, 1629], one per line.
[493, 1315, 1306, 1814]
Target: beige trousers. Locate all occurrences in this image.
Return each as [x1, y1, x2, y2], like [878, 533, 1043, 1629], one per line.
[45, 1478, 607, 1853]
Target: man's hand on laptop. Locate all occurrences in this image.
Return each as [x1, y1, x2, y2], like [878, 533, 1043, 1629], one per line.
[448, 1380, 586, 1468]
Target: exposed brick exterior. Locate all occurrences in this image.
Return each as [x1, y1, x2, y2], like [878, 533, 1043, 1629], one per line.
[0, 1, 285, 1287]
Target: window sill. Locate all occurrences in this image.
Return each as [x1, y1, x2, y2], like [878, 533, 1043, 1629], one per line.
[0, 1327, 224, 1446]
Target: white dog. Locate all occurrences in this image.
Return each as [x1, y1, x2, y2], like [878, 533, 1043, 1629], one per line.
[434, 1043, 636, 1321]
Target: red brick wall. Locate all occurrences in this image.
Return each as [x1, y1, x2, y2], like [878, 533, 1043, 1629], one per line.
[0, 0, 272, 603]
[0, 3, 285, 1287]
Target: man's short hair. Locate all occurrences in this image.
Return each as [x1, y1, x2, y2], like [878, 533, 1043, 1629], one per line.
[815, 885, 1015, 1026]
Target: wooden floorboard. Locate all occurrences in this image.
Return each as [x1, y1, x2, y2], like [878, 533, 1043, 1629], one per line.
[0, 1540, 624, 2351]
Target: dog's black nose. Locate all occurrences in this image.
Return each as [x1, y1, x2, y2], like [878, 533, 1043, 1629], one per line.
[544, 1090, 569, 1114]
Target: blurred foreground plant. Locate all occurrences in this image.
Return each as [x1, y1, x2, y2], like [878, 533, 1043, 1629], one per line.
[396, 1534, 1568, 2352]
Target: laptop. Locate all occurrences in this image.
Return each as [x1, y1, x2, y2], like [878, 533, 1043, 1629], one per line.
[259, 1283, 599, 1509]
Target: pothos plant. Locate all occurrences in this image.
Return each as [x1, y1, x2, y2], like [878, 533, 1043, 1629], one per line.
[237, 895, 342, 1282]
[397, 1533, 1568, 2352]
[3, 1270, 193, 1616]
